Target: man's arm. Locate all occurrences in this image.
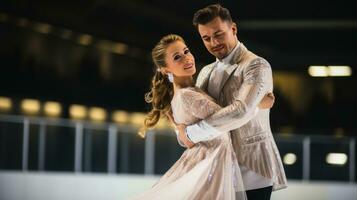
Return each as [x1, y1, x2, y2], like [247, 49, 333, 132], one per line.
[185, 58, 273, 143]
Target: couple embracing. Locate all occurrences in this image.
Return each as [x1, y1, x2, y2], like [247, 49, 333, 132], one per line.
[134, 4, 287, 200]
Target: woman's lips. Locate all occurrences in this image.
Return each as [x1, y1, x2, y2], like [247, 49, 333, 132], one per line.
[184, 63, 194, 69]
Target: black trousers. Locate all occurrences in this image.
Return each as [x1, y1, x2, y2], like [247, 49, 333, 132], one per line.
[246, 186, 273, 200]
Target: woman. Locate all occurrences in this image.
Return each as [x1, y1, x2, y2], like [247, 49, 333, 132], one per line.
[132, 34, 273, 200]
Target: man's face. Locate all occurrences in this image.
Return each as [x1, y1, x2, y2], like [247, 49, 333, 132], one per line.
[198, 17, 237, 60]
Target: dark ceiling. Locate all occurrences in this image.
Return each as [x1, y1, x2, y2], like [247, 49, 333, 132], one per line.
[1, 0, 356, 68]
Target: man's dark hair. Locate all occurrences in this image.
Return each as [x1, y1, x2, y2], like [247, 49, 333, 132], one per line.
[192, 4, 233, 28]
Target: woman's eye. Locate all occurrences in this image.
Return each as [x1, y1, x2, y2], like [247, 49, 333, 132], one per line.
[184, 49, 190, 54]
[174, 55, 181, 60]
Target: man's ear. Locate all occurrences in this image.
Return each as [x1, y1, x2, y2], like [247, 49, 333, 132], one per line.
[232, 22, 237, 35]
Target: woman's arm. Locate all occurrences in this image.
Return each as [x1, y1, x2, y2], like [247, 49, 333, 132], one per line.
[185, 58, 273, 144]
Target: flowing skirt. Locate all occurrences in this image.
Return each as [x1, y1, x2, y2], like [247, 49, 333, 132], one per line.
[129, 135, 247, 200]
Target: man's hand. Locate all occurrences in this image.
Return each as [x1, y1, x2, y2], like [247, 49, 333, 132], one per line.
[259, 92, 275, 109]
[166, 111, 195, 148]
[176, 124, 195, 148]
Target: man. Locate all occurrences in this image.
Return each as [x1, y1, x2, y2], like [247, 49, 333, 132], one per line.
[177, 4, 287, 200]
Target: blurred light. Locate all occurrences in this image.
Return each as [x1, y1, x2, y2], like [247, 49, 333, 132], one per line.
[326, 153, 348, 166]
[0, 97, 12, 111]
[21, 99, 40, 114]
[334, 127, 345, 137]
[97, 40, 112, 51]
[44, 101, 62, 117]
[78, 34, 93, 46]
[60, 29, 73, 40]
[112, 110, 129, 124]
[112, 43, 128, 55]
[0, 13, 9, 22]
[308, 66, 328, 77]
[308, 65, 352, 77]
[69, 104, 87, 119]
[328, 66, 352, 77]
[129, 112, 146, 126]
[33, 22, 52, 34]
[156, 118, 171, 129]
[279, 126, 294, 134]
[16, 18, 29, 27]
[283, 153, 297, 165]
[89, 107, 107, 121]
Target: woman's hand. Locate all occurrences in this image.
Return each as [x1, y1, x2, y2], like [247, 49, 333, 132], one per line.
[259, 93, 275, 109]
[166, 112, 195, 148]
[176, 124, 195, 149]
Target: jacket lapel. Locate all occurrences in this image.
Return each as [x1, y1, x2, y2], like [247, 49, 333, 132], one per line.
[218, 43, 248, 101]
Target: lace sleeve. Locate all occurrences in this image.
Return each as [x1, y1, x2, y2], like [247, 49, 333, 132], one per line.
[179, 88, 221, 120]
[200, 57, 272, 134]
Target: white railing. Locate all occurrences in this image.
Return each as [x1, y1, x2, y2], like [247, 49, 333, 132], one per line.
[0, 114, 355, 182]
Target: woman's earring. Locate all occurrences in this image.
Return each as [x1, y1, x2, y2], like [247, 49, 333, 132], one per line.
[167, 73, 174, 83]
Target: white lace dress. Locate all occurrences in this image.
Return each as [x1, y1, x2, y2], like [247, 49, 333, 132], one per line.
[130, 87, 247, 200]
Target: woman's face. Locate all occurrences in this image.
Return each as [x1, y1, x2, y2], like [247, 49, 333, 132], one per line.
[163, 40, 196, 77]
